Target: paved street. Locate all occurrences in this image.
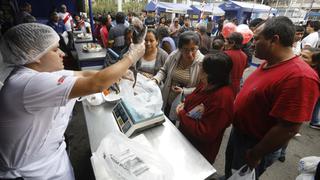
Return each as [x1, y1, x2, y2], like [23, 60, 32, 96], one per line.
[213, 123, 320, 180]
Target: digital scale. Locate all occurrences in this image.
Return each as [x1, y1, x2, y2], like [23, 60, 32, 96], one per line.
[112, 100, 165, 137]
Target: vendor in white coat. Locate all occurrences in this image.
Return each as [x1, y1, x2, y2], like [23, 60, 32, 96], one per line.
[0, 23, 145, 179]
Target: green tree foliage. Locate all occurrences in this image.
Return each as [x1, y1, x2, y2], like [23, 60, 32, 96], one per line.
[88, 0, 148, 14]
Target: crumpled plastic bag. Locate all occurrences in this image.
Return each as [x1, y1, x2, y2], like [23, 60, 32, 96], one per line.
[295, 173, 314, 180]
[77, 93, 105, 106]
[93, 132, 173, 180]
[298, 156, 320, 174]
[228, 165, 255, 180]
[121, 73, 163, 120]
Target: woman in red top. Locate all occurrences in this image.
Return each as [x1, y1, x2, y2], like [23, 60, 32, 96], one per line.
[224, 32, 247, 95]
[176, 52, 234, 164]
[100, 16, 110, 48]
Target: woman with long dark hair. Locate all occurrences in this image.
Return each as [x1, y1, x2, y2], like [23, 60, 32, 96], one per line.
[136, 29, 168, 78]
[176, 52, 234, 164]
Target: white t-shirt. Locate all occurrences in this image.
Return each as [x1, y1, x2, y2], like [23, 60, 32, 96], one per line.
[301, 32, 319, 48]
[139, 58, 156, 74]
[292, 41, 302, 55]
[59, 12, 73, 32]
[0, 67, 77, 179]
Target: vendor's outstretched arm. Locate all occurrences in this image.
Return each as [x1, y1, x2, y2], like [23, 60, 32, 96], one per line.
[69, 41, 145, 99]
[74, 70, 99, 77]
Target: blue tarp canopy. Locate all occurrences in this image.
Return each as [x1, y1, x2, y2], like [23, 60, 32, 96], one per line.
[307, 11, 320, 17]
[145, 1, 192, 14]
[219, 1, 276, 13]
[190, 4, 225, 16]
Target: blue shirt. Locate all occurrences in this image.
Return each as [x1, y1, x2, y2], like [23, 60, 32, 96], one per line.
[47, 21, 66, 34]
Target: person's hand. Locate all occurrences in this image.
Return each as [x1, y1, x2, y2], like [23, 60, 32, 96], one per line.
[123, 41, 146, 64]
[245, 149, 261, 169]
[151, 78, 159, 85]
[176, 103, 185, 114]
[140, 72, 153, 79]
[172, 85, 183, 93]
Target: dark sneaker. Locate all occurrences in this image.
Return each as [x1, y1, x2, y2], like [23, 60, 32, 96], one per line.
[278, 156, 286, 162]
[310, 123, 320, 130]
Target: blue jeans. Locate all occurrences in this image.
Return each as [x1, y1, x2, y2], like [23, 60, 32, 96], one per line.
[311, 99, 320, 125]
[225, 128, 281, 179]
[280, 144, 288, 158]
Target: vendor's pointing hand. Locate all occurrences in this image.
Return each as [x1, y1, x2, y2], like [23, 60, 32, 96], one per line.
[124, 41, 146, 64]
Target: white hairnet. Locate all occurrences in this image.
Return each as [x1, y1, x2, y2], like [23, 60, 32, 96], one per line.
[0, 23, 60, 90]
[0, 23, 60, 65]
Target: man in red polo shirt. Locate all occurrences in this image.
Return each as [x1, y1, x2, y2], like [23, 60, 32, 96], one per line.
[224, 16, 319, 178]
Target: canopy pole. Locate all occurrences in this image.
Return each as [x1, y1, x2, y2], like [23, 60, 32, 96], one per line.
[118, 0, 122, 12]
[306, 0, 315, 20]
[88, 0, 95, 42]
[284, 0, 293, 16]
[172, 0, 177, 21]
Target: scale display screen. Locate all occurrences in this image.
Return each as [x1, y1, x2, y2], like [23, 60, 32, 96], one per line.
[112, 102, 132, 134]
[112, 100, 165, 137]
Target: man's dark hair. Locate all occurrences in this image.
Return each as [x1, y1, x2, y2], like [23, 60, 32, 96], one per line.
[212, 39, 224, 50]
[20, 2, 31, 10]
[147, 28, 158, 40]
[249, 18, 264, 29]
[127, 12, 134, 16]
[202, 52, 233, 91]
[178, 31, 200, 48]
[226, 32, 243, 50]
[156, 26, 170, 38]
[101, 16, 108, 25]
[261, 16, 295, 47]
[115, 12, 125, 24]
[295, 25, 304, 32]
[308, 21, 320, 31]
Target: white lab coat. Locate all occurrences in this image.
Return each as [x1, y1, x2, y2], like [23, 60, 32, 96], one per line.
[0, 67, 77, 179]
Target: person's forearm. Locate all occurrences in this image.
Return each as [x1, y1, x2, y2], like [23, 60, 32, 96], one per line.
[250, 121, 301, 159]
[93, 57, 132, 89]
[74, 70, 99, 77]
[69, 57, 132, 99]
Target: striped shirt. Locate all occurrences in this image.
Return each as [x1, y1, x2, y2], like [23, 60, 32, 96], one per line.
[167, 62, 191, 106]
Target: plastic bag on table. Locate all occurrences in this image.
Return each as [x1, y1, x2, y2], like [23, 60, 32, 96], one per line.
[77, 93, 105, 106]
[228, 165, 255, 180]
[121, 73, 163, 120]
[94, 132, 174, 180]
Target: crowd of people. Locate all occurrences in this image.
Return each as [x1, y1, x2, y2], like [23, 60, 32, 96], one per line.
[0, 3, 320, 179]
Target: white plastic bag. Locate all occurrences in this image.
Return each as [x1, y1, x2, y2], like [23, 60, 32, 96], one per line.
[298, 156, 320, 174]
[168, 92, 184, 122]
[94, 132, 174, 180]
[77, 93, 105, 106]
[295, 173, 315, 180]
[121, 73, 163, 119]
[228, 165, 255, 180]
